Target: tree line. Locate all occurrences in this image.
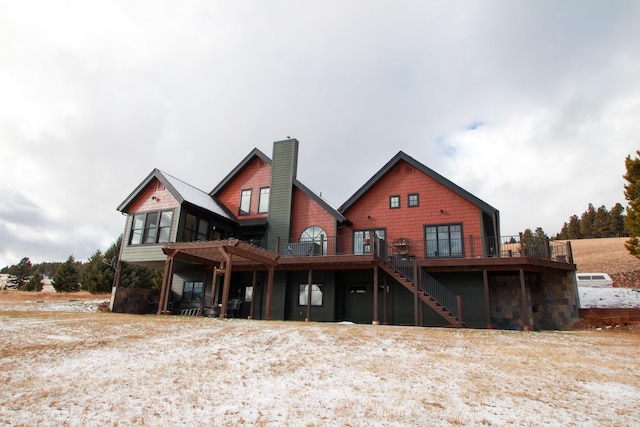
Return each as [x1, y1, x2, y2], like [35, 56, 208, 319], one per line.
[0, 236, 161, 293]
[554, 202, 627, 240]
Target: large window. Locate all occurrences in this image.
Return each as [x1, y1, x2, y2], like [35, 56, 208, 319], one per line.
[239, 189, 251, 215]
[183, 214, 209, 242]
[258, 187, 270, 213]
[299, 284, 323, 306]
[425, 224, 463, 257]
[182, 281, 204, 302]
[129, 210, 173, 245]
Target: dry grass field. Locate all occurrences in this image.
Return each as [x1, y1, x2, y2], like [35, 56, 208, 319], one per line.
[563, 237, 640, 287]
[1, 308, 639, 426]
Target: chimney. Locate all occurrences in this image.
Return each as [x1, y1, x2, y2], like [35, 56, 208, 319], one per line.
[267, 138, 299, 251]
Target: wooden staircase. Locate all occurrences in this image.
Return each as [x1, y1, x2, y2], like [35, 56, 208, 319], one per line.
[377, 260, 463, 328]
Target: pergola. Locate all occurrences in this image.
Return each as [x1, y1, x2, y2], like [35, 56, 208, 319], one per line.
[159, 239, 280, 319]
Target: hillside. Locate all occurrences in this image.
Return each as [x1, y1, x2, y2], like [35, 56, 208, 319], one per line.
[563, 237, 640, 288]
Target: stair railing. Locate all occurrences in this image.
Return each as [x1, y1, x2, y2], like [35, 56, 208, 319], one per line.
[419, 271, 459, 318]
[375, 236, 460, 320]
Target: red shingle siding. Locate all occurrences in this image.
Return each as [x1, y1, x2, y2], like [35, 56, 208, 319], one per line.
[291, 188, 336, 252]
[128, 179, 180, 213]
[216, 158, 272, 219]
[341, 161, 483, 243]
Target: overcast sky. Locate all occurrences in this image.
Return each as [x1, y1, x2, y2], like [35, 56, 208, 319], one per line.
[1, 1, 640, 267]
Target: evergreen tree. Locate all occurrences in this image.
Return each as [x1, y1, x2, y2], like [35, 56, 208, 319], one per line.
[106, 235, 158, 289]
[567, 215, 581, 239]
[81, 250, 113, 294]
[557, 222, 569, 240]
[593, 205, 610, 237]
[610, 203, 626, 236]
[52, 255, 81, 292]
[23, 271, 43, 292]
[580, 204, 596, 238]
[624, 151, 640, 257]
[9, 257, 32, 289]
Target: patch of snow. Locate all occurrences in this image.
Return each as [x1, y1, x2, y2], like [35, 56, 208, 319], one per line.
[578, 287, 640, 308]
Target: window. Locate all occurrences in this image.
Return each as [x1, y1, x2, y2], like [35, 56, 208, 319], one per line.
[300, 226, 327, 255]
[425, 224, 463, 257]
[408, 193, 419, 207]
[354, 229, 386, 255]
[389, 195, 400, 209]
[129, 210, 173, 245]
[244, 286, 253, 302]
[182, 281, 204, 302]
[299, 284, 323, 306]
[258, 187, 270, 213]
[239, 189, 251, 215]
[183, 214, 209, 242]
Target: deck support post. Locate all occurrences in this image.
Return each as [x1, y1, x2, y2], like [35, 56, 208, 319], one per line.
[519, 269, 532, 331]
[219, 254, 233, 319]
[248, 269, 257, 319]
[372, 266, 379, 325]
[413, 262, 420, 326]
[382, 274, 388, 325]
[483, 269, 493, 329]
[157, 254, 174, 314]
[305, 269, 313, 321]
[211, 268, 219, 308]
[265, 266, 275, 320]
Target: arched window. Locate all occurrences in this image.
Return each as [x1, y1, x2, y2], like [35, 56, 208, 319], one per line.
[300, 226, 327, 255]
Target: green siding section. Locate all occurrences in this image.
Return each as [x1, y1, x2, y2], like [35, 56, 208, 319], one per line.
[284, 270, 336, 321]
[429, 271, 486, 328]
[267, 139, 298, 251]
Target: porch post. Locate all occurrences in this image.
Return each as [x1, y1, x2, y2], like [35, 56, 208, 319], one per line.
[158, 254, 174, 314]
[519, 269, 532, 331]
[219, 254, 233, 319]
[265, 266, 275, 320]
[413, 263, 419, 326]
[211, 268, 219, 307]
[305, 269, 313, 321]
[372, 266, 379, 325]
[383, 274, 388, 325]
[483, 270, 493, 329]
[249, 269, 257, 320]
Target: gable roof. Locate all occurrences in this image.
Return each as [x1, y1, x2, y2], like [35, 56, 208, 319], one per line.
[210, 148, 271, 196]
[117, 169, 234, 220]
[210, 147, 347, 223]
[338, 151, 499, 216]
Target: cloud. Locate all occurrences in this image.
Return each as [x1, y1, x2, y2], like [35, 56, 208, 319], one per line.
[1, 0, 640, 265]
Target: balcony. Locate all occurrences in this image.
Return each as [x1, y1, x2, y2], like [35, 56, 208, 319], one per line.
[249, 234, 573, 264]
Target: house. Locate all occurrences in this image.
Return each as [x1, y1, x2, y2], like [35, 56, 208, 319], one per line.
[113, 138, 579, 330]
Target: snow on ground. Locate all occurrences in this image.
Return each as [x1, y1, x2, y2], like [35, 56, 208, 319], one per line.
[578, 286, 640, 308]
[0, 291, 639, 426]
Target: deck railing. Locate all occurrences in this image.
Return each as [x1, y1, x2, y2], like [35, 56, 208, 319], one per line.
[249, 234, 572, 264]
